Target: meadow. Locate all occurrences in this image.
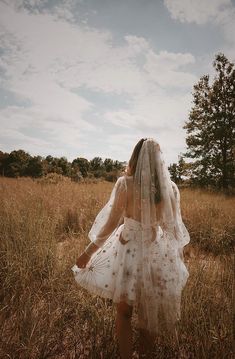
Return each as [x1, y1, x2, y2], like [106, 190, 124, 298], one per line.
[0, 176, 234, 359]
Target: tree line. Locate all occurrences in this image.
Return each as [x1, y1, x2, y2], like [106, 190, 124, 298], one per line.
[0, 150, 126, 182]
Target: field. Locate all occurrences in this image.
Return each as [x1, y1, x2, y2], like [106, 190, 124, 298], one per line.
[0, 176, 234, 359]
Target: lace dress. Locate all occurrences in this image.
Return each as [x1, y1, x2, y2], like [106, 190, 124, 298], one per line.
[71, 175, 190, 335]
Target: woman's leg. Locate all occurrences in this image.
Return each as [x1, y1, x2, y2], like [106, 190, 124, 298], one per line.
[115, 301, 133, 359]
[138, 327, 156, 358]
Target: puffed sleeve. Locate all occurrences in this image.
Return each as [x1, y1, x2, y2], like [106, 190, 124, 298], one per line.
[170, 180, 190, 250]
[84, 176, 127, 255]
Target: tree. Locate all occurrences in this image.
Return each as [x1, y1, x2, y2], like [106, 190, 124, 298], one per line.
[89, 157, 104, 177]
[44, 155, 59, 174]
[183, 53, 235, 189]
[72, 157, 90, 177]
[0, 151, 9, 176]
[104, 158, 114, 172]
[89, 157, 103, 171]
[168, 163, 180, 183]
[168, 156, 187, 184]
[25, 156, 44, 177]
[5, 149, 31, 177]
[57, 157, 71, 176]
[113, 160, 126, 171]
[43, 155, 71, 176]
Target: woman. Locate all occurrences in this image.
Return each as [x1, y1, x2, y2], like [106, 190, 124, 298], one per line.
[72, 138, 190, 358]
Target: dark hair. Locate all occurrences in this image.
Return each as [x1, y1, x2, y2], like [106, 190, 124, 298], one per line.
[126, 138, 147, 176]
[127, 138, 161, 204]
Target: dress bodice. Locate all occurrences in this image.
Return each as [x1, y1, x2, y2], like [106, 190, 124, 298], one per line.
[123, 217, 162, 245]
[124, 216, 160, 230]
[123, 216, 142, 230]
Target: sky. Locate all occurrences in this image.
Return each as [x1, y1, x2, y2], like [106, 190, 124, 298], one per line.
[0, 0, 235, 165]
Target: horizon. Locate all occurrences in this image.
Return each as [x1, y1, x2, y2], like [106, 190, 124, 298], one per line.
[1, 146, 128, 164]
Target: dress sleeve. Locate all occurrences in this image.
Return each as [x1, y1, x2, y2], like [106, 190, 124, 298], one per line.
[86, 176, 127, 250]
[170, 180, 190, 249]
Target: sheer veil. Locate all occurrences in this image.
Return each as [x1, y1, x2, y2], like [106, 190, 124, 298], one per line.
[133, 138, 189, 246]
[133, 138, 190, 334]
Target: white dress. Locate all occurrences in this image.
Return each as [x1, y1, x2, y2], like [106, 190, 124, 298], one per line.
[71, 175, 190, 336]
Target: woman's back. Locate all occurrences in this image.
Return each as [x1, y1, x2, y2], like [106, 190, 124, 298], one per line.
[124, 175, 162, 224]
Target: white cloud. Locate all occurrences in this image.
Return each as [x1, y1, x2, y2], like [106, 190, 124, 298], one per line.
[164, 0, 235, 61]
[0, 106, 53, 156]
[104, 91, 192, 132]
[95, 133, 140, 162]
[0, 1, 101, 156]
[144, 50, 197, 89]
[0, 1, 198, 161]
[103, 90, 193, 164]
[104, 111, 139, 128]
[0, 104, 92, 153]
[164, 0, 232, 25]
[124, 35, 150, 54]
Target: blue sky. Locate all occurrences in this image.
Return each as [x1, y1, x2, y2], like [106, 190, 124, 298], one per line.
[0, 0, 235, 165]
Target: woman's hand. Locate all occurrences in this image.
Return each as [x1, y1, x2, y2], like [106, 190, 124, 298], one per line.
[76, 252, 91, 268]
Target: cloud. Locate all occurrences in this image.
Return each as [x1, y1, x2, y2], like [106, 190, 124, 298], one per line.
[0, 105, 53, 156]
[164, 0, 232, 25]
[0, 104, 93, 158]
[0, 1, 102, 158]
[144, 50, 197, 89]
[164, 0, 235, 60]
[104, 91, 192, 132]
[0, 0, 198, 162]
[124, 35, 150, 54]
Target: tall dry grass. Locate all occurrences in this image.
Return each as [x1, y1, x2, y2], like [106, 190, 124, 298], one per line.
[0, 177, 234, 358]
[181, 188, 234, 255]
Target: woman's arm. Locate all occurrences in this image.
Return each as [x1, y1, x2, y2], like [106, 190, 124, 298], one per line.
[78, 177, 127, 261]
[91, 176, 126, 247]
[75, 241, 99, 268]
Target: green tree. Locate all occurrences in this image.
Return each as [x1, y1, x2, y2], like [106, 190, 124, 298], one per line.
[113, 160, 126, 171]
[5, 149, 31, 177]
[57, 157, 71, 176]
[72, 157, 90, 177]
[89, 157, 104, 177]
[183, 53, 235, 189]
[44, 155, 71, 176]
[25, 155, 44, 177]
[0, 151, 9, 176]
[168, 156, 187, 184]
[90, 157, 103, 171]
[45, 155, 59, 174]
[168, 163, 180, 183]
[104, 158, 114, 172]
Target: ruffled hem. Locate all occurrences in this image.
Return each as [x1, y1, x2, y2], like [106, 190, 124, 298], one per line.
[71, 264, 136, 307]
[72, 264, 181, 337]
[71, 217, 190, 336]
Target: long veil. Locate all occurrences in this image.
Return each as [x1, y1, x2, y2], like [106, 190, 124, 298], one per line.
[133, 138, 189, 246]
[133, 138, 190, 335]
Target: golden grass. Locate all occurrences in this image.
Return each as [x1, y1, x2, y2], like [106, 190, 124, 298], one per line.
[181, 188, 234, 255]
[0, 177, 234, 358]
